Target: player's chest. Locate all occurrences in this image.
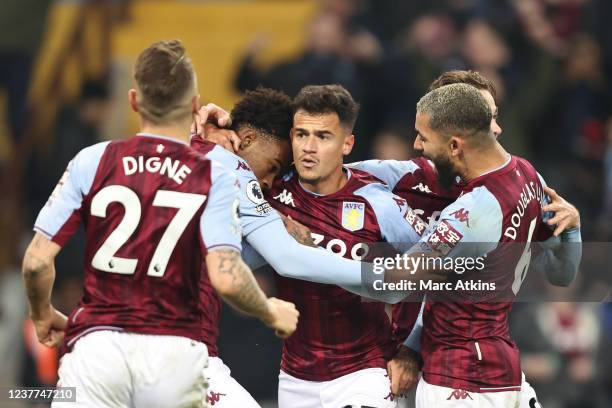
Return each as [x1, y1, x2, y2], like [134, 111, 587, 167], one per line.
[268, 187, 381, 260]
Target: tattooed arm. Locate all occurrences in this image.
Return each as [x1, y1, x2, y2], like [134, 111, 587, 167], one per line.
[22, 233, 68, 347]
[206, 249, 270, 319]
[279, 214, 316, 247]
[206, 249, 299, 338]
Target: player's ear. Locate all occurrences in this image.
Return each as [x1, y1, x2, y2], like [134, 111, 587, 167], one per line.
[191, 94, 201, 114]
[342, 134, 355, 156]
[128, 89, 139, 113]
[239, 129, 257, 149]
[449, 135, 462, 158]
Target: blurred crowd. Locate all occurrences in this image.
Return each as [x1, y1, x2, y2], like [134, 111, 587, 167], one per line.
[0, 0, 611, 407]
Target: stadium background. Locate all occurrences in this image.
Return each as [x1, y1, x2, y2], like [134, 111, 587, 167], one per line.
[0, 0, 610, 407]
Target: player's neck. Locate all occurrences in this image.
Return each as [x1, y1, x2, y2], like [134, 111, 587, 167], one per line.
[462, 142, 511, 181]
[140, 122, 191, 144]
[300, 166, 349, 195]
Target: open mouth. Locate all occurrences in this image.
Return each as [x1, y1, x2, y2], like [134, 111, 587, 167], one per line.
[300, 157, 318, 169]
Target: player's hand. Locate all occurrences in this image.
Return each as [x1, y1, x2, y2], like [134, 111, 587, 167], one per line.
[542, 186, 581, 236]
[202, 123, 241, 153]
[265, 297, 299, 339]
[192, 103, 240, 148]
[280, 214, 316, 247]
[197, 103, 232, 128]
[30, 305, 68, 348]
[387, 345, 421, 395]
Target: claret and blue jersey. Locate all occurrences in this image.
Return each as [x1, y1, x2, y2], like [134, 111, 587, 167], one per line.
[34, 133, 242, 351]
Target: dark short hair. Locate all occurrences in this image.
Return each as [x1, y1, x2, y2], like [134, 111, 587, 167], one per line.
[134, 39, 195, 123]
[429, 70, 497, 101]
[417, 83, 492, 140]
[292, 84, 360, 131]
[230, 87, 293, 141]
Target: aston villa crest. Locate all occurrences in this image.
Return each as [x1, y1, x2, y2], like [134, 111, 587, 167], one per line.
[341, 202, 365, 231]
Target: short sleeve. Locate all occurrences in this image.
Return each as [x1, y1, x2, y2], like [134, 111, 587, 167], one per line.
[348, 160, 419, 190]
[34, 141, 109, 246]
[238, 177, 282, 236]
[199, 162, 243, 252]
[418, 186, 502, 259]
[204, 146, 281, 236]
[354, 183, 423, 249]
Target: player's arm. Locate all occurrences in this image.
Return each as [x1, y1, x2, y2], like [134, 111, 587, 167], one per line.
[23, 143, 106, 346]
[201, 164, 298, 338]
[246, 220, 360, 286]
[354, 183, 425, 249]
[387, 301, 425, 394]
[347, 159, 417, 190]
[535, 178, 582, 286]
[385, 189, 500, 283]
[206, 249, 297, 337]
[237, 177, 364, 287]
[244, 220, 405, 302]
[233, 173, 401, 301]
[22, 233, 67, 347]
[402, 301, 424, 353]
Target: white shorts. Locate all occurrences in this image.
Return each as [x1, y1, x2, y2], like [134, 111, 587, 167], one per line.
[395, 389, 415, 408]
[203, 356, 260, 407]
[278, 367, 397, 408]
[519, 372, 542, 408]
[52, 330, 208, 408]
[415, 377, 520, 408]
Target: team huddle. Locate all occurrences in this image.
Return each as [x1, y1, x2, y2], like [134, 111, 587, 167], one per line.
[22, 40, 581, 408]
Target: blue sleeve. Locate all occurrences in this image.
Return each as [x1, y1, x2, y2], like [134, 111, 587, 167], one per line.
[536, 228, 582, 287]
[347, 160, 419, 190]
[34, 142, 109, 240]
[244, 218, 403, 302]
[241, 240, 267, 270]
[199, 162, 243, 252]
[239, 178, 282, 236]
[354, 183, 422, 248]
[206, 147, 281, 236]
[417, 186, 502, 258]
[245, 218, 361, 285]
[403, 301, 425, 352]
[534, 172, 581, 286]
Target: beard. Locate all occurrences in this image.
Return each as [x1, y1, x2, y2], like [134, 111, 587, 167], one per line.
[429, 153, 457, 191]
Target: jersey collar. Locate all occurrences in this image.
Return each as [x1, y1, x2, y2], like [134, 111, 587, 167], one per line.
[297, 167, 353, 197]
[136, 132, 189, 146]
[465, 154, 514, 187]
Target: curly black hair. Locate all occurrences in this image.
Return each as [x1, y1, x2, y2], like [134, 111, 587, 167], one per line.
[230, 87, 293, 140]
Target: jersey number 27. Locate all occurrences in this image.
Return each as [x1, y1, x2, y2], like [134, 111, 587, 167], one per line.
[90, 185, 206, 277]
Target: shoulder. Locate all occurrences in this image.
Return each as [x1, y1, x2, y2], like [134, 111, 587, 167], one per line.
[347, 159, 422, 190]
[353, 181, 406, 215]
[411, 156, 436, 173]
[206, 145, 255, 180]
[269, 170, 297, 193]
[209, 159, 238, 186]
[74, 141, 111, 164]
[398, 157, 437, 180]
[69, 141, 111, 187]
[349, 159, 422, 175]
[449, 186, 501, 218]
[440, 186, 503, 239]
